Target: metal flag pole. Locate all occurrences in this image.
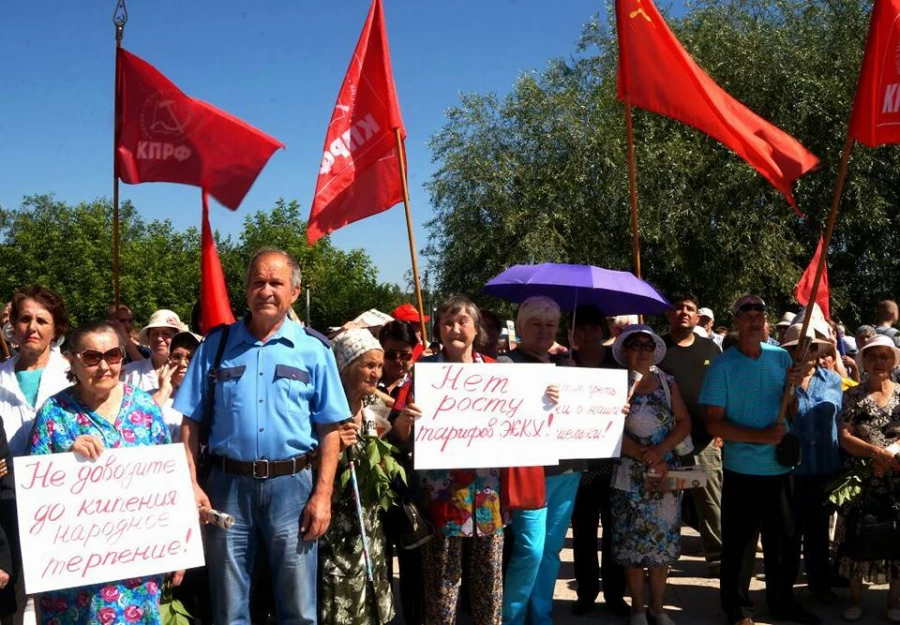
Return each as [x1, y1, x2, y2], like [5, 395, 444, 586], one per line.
[112, 0, 128, 308]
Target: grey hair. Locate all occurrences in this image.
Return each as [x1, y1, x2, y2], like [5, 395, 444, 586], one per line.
[244, 247, 302, 290]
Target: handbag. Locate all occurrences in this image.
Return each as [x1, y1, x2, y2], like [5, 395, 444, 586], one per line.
[775, 432, 802, 468]
[392, 498, 434, 550]
[501, 466, 546, 510]
[843, 477, 900, 561]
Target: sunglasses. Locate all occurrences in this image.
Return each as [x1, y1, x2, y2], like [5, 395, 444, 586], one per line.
[76, 347, 125, 367]
[624, 341, 656, 352]
[738, 303, 766, 313]
[384, 350, 414, 362]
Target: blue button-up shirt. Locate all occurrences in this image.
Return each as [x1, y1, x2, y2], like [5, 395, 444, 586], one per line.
[794, 366, 844, 476]
[174, 317, 350, 462]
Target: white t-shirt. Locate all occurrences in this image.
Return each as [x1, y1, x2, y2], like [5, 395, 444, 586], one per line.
[162, 398, 184, 443]
[123, 358, 159, 393]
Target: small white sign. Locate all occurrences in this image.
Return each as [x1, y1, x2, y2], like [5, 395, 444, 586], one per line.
[15, 444, 205, 594]
[412, 363, 557, 470]
[553, 368, 628, 460]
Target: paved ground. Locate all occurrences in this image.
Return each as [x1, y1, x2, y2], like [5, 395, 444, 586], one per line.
[395, 526, 893, 624]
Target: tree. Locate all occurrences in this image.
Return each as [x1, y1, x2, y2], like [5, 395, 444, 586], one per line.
[426, 0, 899, 327]
[0, 195, 403, 331]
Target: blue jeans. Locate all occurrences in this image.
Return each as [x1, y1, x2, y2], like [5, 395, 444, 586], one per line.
[530, 472, 582, 624]
[502, 472, 582, 625]
[205, 467, 317, 625]
[502, 507, 547, 625]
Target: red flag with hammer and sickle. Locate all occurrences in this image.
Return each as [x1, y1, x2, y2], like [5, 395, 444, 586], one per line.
[616, 0, 819, 212]
[116, 48, 283, 210]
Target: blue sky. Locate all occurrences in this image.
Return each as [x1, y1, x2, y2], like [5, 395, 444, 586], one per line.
[0, 1, 630, 288]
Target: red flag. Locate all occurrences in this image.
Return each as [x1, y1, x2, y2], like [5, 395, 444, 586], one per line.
[848, 0, 900, 146]
[616, 0, 819, 211]
[116, 48, 283, 210]
[307, 0, 406, 245]
[200, 191, 236, 334]
[794, 236, 830, 320]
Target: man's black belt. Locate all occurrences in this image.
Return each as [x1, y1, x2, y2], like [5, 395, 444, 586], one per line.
[209, 452, 316, 479]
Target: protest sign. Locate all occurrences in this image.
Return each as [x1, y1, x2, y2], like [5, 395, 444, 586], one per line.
[412, 362, 557, 470]
[553, 367, 628, 459]
[14, 444, 204, 594]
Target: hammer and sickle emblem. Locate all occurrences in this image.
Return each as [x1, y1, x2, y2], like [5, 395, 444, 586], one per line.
[629, 0, 655, 26]
[150, 100, 189, 135]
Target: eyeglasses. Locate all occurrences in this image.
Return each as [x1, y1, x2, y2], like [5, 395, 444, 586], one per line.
[624, 341, 656, 352]
[76, 347, 125, 367]
[738, 303, 766, 313]
[168, 353, 192, 365]
[384, 350, 414, 362]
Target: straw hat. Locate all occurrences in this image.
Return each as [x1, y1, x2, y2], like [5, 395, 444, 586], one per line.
[138, 310, 186, 344]
[858, 334, 900, 369]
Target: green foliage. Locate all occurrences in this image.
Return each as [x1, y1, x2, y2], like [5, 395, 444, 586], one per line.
[828, 461, 872, 509]
[0, 195, 404, 331]
[340, 435, 407, 512]
[426, 0, 898, 327]
[159, 580, 191, 625]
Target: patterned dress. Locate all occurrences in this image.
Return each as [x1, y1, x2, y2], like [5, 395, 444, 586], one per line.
[834, 384, 900, 583]
[29, 384, 170, 625]
[611, 374, 683, 568]
[318, 439, 394, 625]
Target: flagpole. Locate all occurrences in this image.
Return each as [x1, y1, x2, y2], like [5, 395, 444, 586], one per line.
[623, 102, 642, 280]
[394, 128, 430, 344]
[112, 0, 127, 309]
[776, 133, 856, 424]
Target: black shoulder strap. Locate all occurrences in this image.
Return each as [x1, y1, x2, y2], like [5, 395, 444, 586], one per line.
[202, 324, 232, 444]
[303, 325, 332, 348]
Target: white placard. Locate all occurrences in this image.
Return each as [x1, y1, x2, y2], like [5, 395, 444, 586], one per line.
[553, 368, 628, 460]
[15, 444, 205, 594]
[412, 363, 557, 470]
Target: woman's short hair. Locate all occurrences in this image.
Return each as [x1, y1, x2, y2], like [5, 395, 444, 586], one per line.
[65, 320, 122, 356]
[435, 296, 486, 347]
[378, 320, 418, 347]
[11, 285, 70, 340]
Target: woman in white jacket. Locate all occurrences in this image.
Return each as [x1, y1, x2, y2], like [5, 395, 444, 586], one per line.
[0, 285, 70, 625]
[0, 286, 71, 456]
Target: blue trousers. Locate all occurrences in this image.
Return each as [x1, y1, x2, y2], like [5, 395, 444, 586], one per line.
[503, 472, 582, 625]
[205, 467, 318, 625]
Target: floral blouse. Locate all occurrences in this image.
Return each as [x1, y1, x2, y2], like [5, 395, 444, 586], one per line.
[29, 384, 171, 625]
[417, 351, 507, 537]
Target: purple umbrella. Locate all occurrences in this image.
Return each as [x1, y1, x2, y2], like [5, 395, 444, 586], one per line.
[483, 263, 671, 315]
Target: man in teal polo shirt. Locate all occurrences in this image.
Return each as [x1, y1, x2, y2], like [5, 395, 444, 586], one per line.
[699, 295, 819, 625]
[176, 247, 349, 625]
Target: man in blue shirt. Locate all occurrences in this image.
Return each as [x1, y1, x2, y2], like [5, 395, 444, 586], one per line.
[176, 248, 349, 625]
[699, 295, 819, 625]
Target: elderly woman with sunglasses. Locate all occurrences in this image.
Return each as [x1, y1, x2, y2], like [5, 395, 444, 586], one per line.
[779, 322, 845, 604]
[378, 321, 417, 401]
[28, 320, 179, 625]
[611, 324, 690, 625]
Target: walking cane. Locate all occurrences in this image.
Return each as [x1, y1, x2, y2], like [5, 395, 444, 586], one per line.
[347, 446, 374, 583]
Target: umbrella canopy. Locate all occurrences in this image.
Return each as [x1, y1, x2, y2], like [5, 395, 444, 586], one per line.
[483, 263, 671, 316]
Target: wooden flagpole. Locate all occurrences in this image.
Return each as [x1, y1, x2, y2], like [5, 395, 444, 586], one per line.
[394, 128, 430, 344]
[112, 0, 127, 309]
[624, 102, 643, 281]
[776, 133, 856, 424]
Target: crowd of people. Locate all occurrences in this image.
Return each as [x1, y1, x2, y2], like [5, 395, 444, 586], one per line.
[0, 247, 896, 625]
